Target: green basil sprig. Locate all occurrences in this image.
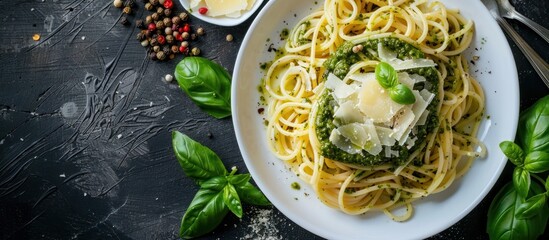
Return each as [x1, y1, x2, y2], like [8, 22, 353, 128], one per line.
[174, 57, 232, 119]
[487, 182, 549, 239]
[375, 62, 416, 105]
[173, 131, 270, 239]
[487, 95, 549, 240]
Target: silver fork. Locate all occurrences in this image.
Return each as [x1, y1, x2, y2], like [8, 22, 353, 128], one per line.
[481, 0, 549, 88]
[497, 0, 549, 43]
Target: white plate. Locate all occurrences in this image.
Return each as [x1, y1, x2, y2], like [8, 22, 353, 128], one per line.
[178, 0, 264, 26]
[232, 0, 519, 239]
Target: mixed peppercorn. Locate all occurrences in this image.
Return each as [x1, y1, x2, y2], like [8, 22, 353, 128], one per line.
[114, 0, 205, 61]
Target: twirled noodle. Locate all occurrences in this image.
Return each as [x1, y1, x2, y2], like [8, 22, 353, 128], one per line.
[263, 0, 485, 221]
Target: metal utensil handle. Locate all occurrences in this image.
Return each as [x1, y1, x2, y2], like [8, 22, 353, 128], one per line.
[496, 17, 549, 88]
[510, 10, 549, 44]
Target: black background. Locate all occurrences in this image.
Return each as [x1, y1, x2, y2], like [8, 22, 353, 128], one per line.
[1, 0, 548, 239]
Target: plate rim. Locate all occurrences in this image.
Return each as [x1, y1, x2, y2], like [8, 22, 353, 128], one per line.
[232, 0, 520, 239]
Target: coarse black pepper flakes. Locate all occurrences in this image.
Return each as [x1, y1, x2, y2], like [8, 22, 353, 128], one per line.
[149, 51, 157, 60]
[136, 19, 145, 29]
[120, 16, 130, 26]
[124, 0, 135, 7]
[162, 46, 171, 55]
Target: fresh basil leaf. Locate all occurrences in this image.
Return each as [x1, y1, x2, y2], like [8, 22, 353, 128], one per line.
[174, 57, 232, 119]
[228, 174, 251, 186]
[513, 167, 531, 199]
[375, 62, 398, 89]
[487, 182, 549, 240]
[223, 184, 243, 218]
[180, 188, 229, 239]
[523, 151, 549, 173]
[172, 131, 227, 181]
[200, 176, 228, 191]
[517, 95, 549, 154]
[517, 193, 547, 219]
[499, 141, 525, 166]
[389, 84, 416, 105]
[235, 182, 271, 206]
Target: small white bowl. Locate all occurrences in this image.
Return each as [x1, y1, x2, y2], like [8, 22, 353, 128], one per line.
[178, 0, 264, 26]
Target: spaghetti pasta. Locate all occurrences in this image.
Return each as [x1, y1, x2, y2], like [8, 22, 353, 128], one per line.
[263, 0, 485, 221]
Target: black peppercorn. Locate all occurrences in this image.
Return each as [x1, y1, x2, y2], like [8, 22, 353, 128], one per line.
[149, 51, 157, 60]
[169, 54, 175, 60]
[145, 30, 154, 37]
[156, 7, 164, 16]
[162, 46, 171, 55]
[155, 21, 165, 30]
[120, 16, 130, 26]
[172, 16, 181, 26]
[156, 51, 166, 60]
[151, 13, 160, 21]
[124, 0, 135, 7]
[149, 0, 159, 6]
[164, 8, 172, 17]
[166, 35, 174, 44]
[179, 12, 188, 21]
[163, 18, 172, 28]
[191, 33, 197, 41]
[136, 31, 146, 41]
[150, 38, 159, 46]
[135, 19, 145, 29]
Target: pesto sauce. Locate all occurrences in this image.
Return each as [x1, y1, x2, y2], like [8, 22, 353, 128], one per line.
[316, 37, 439, 167]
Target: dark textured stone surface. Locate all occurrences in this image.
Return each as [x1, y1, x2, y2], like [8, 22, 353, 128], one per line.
[0, 0, 547, 239]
